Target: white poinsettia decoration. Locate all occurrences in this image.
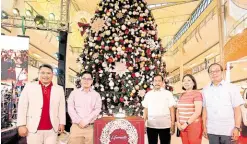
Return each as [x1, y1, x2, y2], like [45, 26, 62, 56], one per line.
[113, 62, 128, 77]
[138, 89, 146, 97]
[91, 18, 106, 33]
[146, 38, 159, 49]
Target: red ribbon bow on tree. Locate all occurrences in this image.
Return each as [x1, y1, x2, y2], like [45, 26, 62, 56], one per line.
[78, 22, 90, 36]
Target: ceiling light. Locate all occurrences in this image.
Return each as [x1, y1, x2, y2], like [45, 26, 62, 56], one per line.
[1, 11, 8, 19]
[49, 13, 55, 20]
[26, 10, 32, 17]
[13, 8, 19, 15]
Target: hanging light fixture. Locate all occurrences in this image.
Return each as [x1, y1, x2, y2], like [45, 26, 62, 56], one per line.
[49, 13, 55, 20]
[34, 15, 45, 25]
[13, 8, 20, 16]
[1, 11, 8, 19]
[25, 10, 32, 17]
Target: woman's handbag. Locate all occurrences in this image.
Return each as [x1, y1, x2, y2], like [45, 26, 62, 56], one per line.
[176, 127, 180, 137]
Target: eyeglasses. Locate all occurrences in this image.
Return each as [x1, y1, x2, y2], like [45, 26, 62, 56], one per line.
[209, 70, 222, 75]
[82, 78, 93, 81]
[39, 72, 52, 75]
[154, 80, 163, 82]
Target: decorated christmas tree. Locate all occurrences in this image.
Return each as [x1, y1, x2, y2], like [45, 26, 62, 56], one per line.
[77, 0, 166, 116]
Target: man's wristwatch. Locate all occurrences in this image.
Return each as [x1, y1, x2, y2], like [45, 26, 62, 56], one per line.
[234, 127, 241, 132]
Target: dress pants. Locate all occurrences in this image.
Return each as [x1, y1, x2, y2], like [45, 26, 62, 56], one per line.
[147, 127, 171, 144]
[180, 120, 203, 144]
[208, 134, 237, 144]
[238, 135, 247, 144]
[68, 124, 93, 144]
[27, 129, 57, 144]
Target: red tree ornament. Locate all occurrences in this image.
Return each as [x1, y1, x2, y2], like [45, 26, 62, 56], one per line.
[119, 97, 124, 102]
[107, 57, 114, 63]
[131, 73, 136, 78]
[139, 17, 144, 21]
[145, 66, 149, 71]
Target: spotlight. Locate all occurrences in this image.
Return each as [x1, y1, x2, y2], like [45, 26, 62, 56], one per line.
[53, 68, 59, 76]
[56, 36, 60, 41]
[34, 15, 45, 25]
[54, 52, 60, 59]
[1, 11, 8, 19]
[13, 8, 19, 16]
[54, 52, 64, 60]
[53, 68, 64, 76]
[25, 10, 32, 17]
[49, 13, 55, 20]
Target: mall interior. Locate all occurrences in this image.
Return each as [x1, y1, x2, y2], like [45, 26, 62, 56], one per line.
[1, 0, 247, 144]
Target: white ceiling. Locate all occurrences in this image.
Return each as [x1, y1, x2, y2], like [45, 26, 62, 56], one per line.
[163, 12, 220, 73]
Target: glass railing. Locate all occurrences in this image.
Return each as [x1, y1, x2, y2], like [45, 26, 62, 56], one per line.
[166, 0, 213, 49]
[228, 13, 247, 37]
[169, 54, 220, 84]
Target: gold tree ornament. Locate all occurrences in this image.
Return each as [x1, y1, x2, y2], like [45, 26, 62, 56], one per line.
[129, 18, 137, 23]
[130, 93, 134, 97]
[128, 66, 134, 71]
[116, 12, 123, 19]
[91, 18, 106, 33]
[143, 84, 147, 88]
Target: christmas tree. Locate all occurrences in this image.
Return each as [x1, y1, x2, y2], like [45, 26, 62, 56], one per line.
[77, 0, 166, 116]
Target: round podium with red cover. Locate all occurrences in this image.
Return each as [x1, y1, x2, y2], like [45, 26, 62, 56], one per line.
[94, 116, 145, 144]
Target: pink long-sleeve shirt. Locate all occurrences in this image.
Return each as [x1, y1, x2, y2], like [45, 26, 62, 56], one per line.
[67, 88, 102, 125]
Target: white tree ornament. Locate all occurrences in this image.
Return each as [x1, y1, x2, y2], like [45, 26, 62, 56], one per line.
[146, 38, 159, 49]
